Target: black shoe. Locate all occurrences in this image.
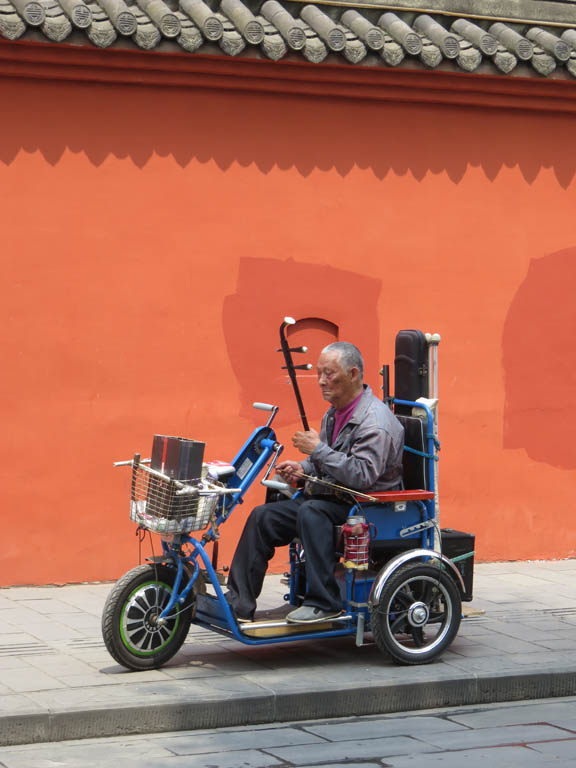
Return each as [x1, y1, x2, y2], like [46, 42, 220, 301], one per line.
[224, 592, 253, 623]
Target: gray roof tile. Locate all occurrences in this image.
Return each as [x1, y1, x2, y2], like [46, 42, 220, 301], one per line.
[13, 0, 45, 25]
[380, 33, 404, 67]
[261, 1, 305, 50]
[40, 0, 73, 41]
[493, 42, 518, 74]
[175, 9, 202, 51]
[2, 0, 576, 80]
[86, 0, 116, 46]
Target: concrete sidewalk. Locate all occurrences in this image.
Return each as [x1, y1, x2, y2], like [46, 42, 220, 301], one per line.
[2, 561, 576, 747]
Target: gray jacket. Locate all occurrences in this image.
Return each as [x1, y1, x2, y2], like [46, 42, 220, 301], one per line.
[300, 385, 404, 494]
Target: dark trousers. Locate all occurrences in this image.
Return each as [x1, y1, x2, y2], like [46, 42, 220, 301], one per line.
[227, 495, 350, 619]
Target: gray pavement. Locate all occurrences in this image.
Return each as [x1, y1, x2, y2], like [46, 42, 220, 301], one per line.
[2, 560, 576, 747]
[2, 697, 576, 766]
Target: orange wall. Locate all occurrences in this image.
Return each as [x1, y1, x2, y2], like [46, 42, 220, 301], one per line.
[1, 76, 576, 586]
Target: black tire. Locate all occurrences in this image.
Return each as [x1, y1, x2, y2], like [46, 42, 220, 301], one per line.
[370, 562, 462, 665]
[102, 564, 195, 671]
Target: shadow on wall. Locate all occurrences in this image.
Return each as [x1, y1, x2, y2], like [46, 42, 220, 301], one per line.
[222, 258, 381, 426]
[1, 78, 576, 187]
[503, 246, 576, 469]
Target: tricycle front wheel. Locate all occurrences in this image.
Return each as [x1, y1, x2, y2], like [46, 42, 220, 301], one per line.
[370, 562, 462, 665]
[102, 564, 195, 671]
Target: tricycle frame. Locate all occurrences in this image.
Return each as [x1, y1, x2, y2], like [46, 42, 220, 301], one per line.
[102, 332, 473, 669]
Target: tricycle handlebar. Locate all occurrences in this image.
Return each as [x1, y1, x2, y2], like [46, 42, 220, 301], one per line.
[262, 479, 292, 492]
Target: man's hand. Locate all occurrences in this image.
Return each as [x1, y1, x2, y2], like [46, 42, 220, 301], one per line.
[292, 429, 321, 455]
[276, 461, 304, 484]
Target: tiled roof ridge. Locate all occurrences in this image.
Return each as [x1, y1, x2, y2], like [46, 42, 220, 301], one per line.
[303, 2, 576, 31]
[1, 0, 576, 80]
[322, 0, 576, 27]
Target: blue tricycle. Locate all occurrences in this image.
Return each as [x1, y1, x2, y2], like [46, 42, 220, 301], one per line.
[102, 322, 474, 670]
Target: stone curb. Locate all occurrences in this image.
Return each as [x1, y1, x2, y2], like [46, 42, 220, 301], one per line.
[4, 668, 576, 747]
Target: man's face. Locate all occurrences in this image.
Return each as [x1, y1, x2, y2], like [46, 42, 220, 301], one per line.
[317, 351, 360, 409]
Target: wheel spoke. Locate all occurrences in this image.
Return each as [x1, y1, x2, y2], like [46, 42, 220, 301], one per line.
[394, 590, 414, 610]
[426, 614, 446, 625]
[144, 586, 162, 610]
[411, 627, 425, 647]
[420, 580, 436, 606]
[128, 627, 147, 648]
[390, 612, 409, 633]
[140, 632, 154, 651]
[135, 595, 151, 612]
[127, 605, 146, 620]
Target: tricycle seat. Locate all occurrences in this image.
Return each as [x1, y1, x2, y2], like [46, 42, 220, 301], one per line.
[353, 489, 434, 504]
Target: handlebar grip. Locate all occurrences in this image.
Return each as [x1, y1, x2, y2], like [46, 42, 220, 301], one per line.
[262, 479, 291, 491]
[253, 402, 276, 411]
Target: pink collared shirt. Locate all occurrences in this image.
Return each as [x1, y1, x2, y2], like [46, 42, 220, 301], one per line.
[331, 392, 363, 445]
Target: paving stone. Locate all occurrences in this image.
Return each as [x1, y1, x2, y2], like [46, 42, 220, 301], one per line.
[0, 632, 46, 647]
[135, 750, 283, 768]
[442, 641, 507, 658]
[0, 739, 173, 765]
[476, 632, 541, 654]
[448, 700, 576, 728]
[267, 735, 434, 764]
[473, 594, 537, 605]
[159, 726, 326, 754]
[3, 587, 67, 600]
[0, 624, 22, 635]
[418, 723, 570, 750]
[0, 669, 66, 693]
[541, 718, 576, 731]
[439, 656, 521, 674]
[521, 618, 574, 632]
[496, 573, 562, 588]
[13, 599, 83, 615]
[383, 745, 570, 766]
[530, 738, 576, 758]
[49, 613, 102, 630]
[0, 749, 283, 768]
[54, 673, 128, 688]
[486, 622, 561, 643]
[93, 666, 171, 683]
[505, 651, 576, 666]
[66, 649, 119, 664]
[22, 621, 86, 641]
[303, 715, 468, 740]
[0, 693, 46, 716]
[24, 655, 96, 676]
[0, 658, 32, 671]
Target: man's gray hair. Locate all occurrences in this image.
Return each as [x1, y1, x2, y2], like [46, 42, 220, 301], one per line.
[322, 342, 364, 380]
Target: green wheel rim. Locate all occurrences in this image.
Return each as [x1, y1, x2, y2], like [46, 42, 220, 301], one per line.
[119, 580, 181, 657]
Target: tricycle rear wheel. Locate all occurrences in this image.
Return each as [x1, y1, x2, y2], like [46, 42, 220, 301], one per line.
[370, 562, 462, 665]
[102, 564, 195, 671]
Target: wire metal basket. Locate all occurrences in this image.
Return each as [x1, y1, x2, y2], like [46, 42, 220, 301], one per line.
[129, 463, 222, 534]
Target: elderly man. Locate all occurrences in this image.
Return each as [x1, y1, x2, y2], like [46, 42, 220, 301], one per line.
[227, 341, 404, 624]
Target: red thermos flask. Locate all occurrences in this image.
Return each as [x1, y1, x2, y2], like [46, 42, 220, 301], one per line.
[342, 515, 370, 570]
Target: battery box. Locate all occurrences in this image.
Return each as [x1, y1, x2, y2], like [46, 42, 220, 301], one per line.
[440, 528, 475, 601]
